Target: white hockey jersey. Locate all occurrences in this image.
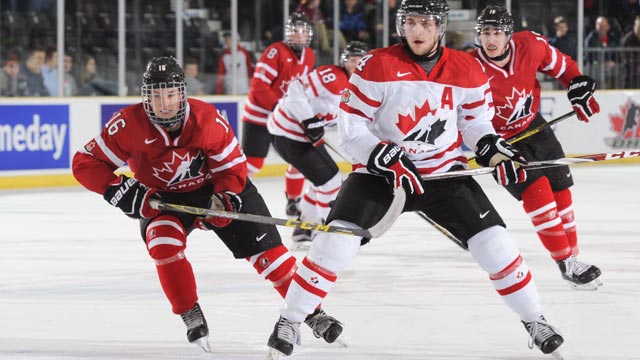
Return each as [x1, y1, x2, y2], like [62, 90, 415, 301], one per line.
[338, 44, 497, 174]
[268, 64, 349, 143]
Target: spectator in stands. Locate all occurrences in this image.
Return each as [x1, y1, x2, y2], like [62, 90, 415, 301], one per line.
[584, 16, 622, 89]
[549, 16, 577, 60]
[340, 0, 370, 44]
[622, 16, 640, 89]
[17, 46, 49, 96]
[184, 58, 205, 96]
[0, 56, 27, 96]
[76, 54, 117, 96]
[63, 53, 78, 96]
[297, 0, 344, 63]
[368, 0, 400, 48]
[216, 31, 255, 95]
[41, 46, 58, 96]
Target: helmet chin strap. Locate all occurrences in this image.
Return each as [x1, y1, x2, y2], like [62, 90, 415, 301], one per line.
[402, 36, 443, 62]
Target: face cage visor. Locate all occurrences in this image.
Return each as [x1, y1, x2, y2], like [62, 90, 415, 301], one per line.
[396, 13, 447, 40]
[475, 25, 513, 47]
[141, 81, 187, 128]
[285, 23, 314, 51]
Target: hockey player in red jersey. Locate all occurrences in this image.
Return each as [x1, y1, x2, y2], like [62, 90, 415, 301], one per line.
[266, 1, 564, 358]
[472, 5, 602, 290]
[241, 12, 316, 218]
[72, 56, 342, 352]
[267, 41, 368, 250]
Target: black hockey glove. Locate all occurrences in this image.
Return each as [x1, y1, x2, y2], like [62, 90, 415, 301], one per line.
[195, 191, 243, 229]
[567, 75, 600, 122]
[475, 134, 528, 186]
[301, 115, 325, 147]
[103, 175, 160, 219]
[366, 142, 425, 195]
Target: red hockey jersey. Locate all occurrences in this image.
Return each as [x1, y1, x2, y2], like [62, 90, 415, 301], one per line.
[241, 41, 316, 126]
[339, 44, 496, 174]
[73, 99, 247, 195]
[472, 31, 582, 139]
[267, 64, 348, 143]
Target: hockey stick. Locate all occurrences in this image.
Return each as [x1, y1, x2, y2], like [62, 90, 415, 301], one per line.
[148, 187, 406, 239]
[467, 110, 576, 167]
[422, 149, 640, 181]
[323, 138, 353, 164]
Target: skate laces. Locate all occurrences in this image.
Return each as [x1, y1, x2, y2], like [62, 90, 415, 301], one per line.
[305, 309, 340, 339]
[564, 255, 591, 276]
[525, 317, 559, 350]
[181, 304, 205, 330]
[276, 317, 302, 345]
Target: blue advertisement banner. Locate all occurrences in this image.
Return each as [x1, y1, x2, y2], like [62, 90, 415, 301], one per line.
[0, 105, 70, 171]
[101, 101, 239, 134]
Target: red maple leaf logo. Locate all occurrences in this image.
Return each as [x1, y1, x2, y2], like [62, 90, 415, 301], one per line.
[396, 100, 437, 134]
[610, 100, 640, 139]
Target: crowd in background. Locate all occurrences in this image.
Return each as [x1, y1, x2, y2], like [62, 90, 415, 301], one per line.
[2, 0, 640, 97]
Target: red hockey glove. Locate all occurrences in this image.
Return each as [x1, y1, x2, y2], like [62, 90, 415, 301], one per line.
[493, 160, 527, 186]
[195, 191, 243, 229]
[366, 142, 425, 195]
[103, 175, 160, 219]
[301, 116, 325, 147]
[567, 75, 600, 122]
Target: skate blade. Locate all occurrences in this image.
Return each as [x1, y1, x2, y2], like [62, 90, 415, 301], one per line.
[569, 278, 603, 291]
[334, 338, 348, 348]
[266, 348, 287, 360]
[193, 337, 211, 353]
[290, 241, 312, 251]
[551, 349, 564, 359]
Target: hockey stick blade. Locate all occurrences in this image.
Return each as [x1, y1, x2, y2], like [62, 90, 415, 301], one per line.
[148, 199, 394, 238]
[422, 150, 640, 181]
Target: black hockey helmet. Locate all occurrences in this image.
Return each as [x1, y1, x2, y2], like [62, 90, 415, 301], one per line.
[340, 41, 368, 65]
[285, 12, 313, 52]
[396, 0, 450, 39]
[475, 5, 514, 35]
[141, 56, 187, 128]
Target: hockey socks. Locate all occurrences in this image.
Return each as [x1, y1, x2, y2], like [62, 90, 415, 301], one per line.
[285, 165, 305, 199]
[246, 156, 265, 177]
[521, 177, 572, 260]
[248, 245, 297, 298]
[553, 188, 579, 254]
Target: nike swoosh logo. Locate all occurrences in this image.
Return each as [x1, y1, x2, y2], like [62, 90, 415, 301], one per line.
[287, 59, 293, 63]
[479, 210, 491, 219]
[397, 71, 411, 78]
[144, 138, 157, 144]
[566, 173, 571, 178]
[256, 233, 267, 242]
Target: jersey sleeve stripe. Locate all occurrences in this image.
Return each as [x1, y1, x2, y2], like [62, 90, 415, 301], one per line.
[339, 101, 373, 121]
[96, 136, 126, 167]
[277, 107, 305, 129]
[209, 154, 246, 174]
[209, 137, 241, 162]
[256, 62, 278, 77]
[308, 75, 320, 97]
[253, 72, 273, 85]
[346, 82, 382, 108]
[245, 100, 272, 115]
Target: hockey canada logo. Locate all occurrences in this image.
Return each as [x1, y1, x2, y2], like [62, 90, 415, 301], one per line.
[605, 99, 640, 149]
[396, 100, 446, 145]
[151, 150, 207, 189]
[495, 87, 534, 128]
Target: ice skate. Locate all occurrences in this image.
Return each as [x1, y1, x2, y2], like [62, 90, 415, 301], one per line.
[557, 255, 603, 291]
[285, 195, 301, 218]
[267, 316, 301, 359]
[522, 315, 564, 358]
[291, 226, 314, 251]
[304, 308, 344, 344]
[180, 302, 211, 353]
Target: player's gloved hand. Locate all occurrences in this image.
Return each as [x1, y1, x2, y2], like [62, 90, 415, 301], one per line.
[493, 160, 527, 185]
[195, 191, 243, 229]
[301, 115, 325, 147]
[103, 175, 160, 219]
[567, 75, 600, 122]
[475, 134, 528, 186]
[366, 142, 425, 195]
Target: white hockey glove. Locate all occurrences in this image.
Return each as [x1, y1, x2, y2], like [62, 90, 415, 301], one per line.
[567, 75, 600, 122]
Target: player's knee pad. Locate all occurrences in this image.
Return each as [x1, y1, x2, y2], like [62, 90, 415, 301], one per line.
[306, 220, 362, 273]
[316, 172, 342, 193]
[145, 215, 187, 264]
[467, 225, 520, 274]
[247, 245, 296, 285]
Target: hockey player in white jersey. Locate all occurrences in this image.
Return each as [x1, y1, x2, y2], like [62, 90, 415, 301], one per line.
[267, 41, 368, 250]
[266, 0, 565, 358]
